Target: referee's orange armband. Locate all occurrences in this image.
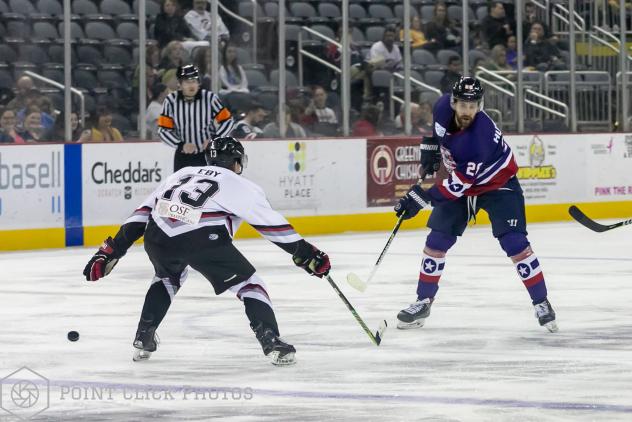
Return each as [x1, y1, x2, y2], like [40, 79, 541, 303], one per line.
[158, 115, 175, 129]
[215, 108, 232, 124]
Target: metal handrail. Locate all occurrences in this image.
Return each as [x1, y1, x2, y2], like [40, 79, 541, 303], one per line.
[552, 3, 585, 32]
[298, 26, 342, 85]
[591, 26, 632, 61]
[218, 0, 257, 62]
[24, 70, 86, 126]
[475, 67, 568, 123]
[392, 72, 441, 95]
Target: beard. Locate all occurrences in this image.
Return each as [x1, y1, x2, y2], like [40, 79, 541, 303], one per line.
[456, 114, 474, 129]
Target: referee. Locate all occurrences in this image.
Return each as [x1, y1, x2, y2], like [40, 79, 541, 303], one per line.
[158, 65, 235, 171]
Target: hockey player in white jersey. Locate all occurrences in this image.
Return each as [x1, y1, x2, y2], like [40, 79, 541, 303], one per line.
[83, 137, 331, 366]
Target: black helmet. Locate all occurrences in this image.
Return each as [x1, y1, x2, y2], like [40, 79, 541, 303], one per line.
[451, 76, 484, 103]
[176, 64, 200, 82]
[205, 137, 248, 173]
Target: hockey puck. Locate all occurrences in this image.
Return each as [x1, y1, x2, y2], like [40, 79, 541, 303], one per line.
[67, 331, 80, 342]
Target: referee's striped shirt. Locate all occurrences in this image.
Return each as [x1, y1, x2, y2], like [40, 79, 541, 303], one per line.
[157, 89, 234, 150]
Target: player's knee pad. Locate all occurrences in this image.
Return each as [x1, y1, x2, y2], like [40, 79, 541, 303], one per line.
[425, 230, 457, 255]
[231, 274, 272, 307]
[498, 232, 530, 258]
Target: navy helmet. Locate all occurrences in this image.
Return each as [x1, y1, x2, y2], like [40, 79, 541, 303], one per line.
[451, 76, 484, 108]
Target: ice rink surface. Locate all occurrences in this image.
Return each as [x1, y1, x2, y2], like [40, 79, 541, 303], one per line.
[1, 221, 632, 421]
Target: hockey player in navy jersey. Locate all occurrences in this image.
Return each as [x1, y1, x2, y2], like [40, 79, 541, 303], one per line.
[394, 76, 557, 333]
[83, 137, 331, 366]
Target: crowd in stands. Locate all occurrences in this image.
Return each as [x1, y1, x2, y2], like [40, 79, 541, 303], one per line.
[0, 0, 586, 143]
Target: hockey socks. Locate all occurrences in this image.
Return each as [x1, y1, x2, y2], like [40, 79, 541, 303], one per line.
[512, 250, 547, 305]
[416, 252, 446, 300]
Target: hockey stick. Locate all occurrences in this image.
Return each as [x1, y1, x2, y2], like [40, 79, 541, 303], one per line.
[325, 275, 388, 346]
[569, 205, 632, 232]
[346, 170, 430, 292]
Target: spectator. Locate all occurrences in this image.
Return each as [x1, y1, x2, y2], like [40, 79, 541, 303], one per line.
[84, 106, 123, 142]
[146, 83, 169, 140]
[394, 102, 432, 135]
[154, 0, 191, 48]
[302, 86, 339, 136]
[184, 0, 229, 43]
[506, 35, 519, 69]
[368, 26, 402, 72]
[263, 105, 306, 138]
[15, 106, 47, 142]
[424, 2, 461, 51]
[326, 25, 369, 109]
[193, 46, 212, 89]
[49, 111, 89, 142]
[481, 2, 514, 48]
[134, 44, 161, 101]
[400, 16, 428, 49]
[440, 56, 462, 93]
[15, 89, 55, 130]
[232, 102, 267, 139]
[219, 44, 249, 95]
[0, 108, 24, 143]
[159, 41, 188, 74]
[524, 21, 564, 71]
[486, 44, 513, 72]
[352, 103, 382, 136]
[417, 101, 434, 134]
[7, 76, 34, 110]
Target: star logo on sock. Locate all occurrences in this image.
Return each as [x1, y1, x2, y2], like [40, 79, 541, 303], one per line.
[517, 263, 531, 278]
[423, 258, 437, 273]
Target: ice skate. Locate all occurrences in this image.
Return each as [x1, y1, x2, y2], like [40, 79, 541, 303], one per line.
[132, 323, 160, 362]
[397, 298, 433, 329]
[534, 298, 558, 333]
[252, 323, 296, 366]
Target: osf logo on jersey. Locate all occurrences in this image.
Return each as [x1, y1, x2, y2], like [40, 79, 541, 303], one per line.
[155, 199, 202, 225]
[370, 145, 395, 186]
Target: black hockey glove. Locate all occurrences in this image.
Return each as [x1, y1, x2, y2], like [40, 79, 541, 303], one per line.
[394, 185, 432, 220]
[83, 237, 122, 281]
[420, 136, 442, 175]
[292, 241, 331, 278]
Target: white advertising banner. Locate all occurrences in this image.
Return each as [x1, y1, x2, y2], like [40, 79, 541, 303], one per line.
[0, 145, 64, 230]
[82, 143, 173, 226]
[242, 139, 366, 215]
[584, 133, 632, 201]
[505, 134, 586, 204]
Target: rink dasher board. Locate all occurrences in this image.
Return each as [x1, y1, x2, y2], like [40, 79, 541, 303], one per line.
[1, 134, 632, 251]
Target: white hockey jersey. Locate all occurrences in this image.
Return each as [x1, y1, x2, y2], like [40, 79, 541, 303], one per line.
[124, 166, 302, 247]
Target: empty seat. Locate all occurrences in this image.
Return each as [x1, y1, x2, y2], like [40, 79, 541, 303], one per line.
[244, 69, 268, 89]
[12, 62, 38, 79]
[0, 0, 8, 13]
[0, 22, 5, 38]
[0, 44, 17, 63]
[420, 5, 434, 21]
[310, 24, 335, 40]
[437, 49, 460, 66]
[37, 0, 62, 15]
[59, 21, 85, 38]
[476, 6, 488, 22]
[365, 26, 385, 42]
[349, 4, 366, 19]
[5, 13, 30, 38]
[97, 65, 127, 89]
[269, 69, 299, 87]
[468, 49, 488, 68]
[133, 0, 161, 16]
[33, 21, 59, 39]
[85, 21, 117, 40]
[394, 5, 418, 19]
[413, 50, 437, 66]
[368, 4, 393, 20]
[72, 0, 98, 14]
[77, 44, 104, 65]
[42, 63, 64, 83]
[103, 41, 133, 65]
[238, 1, 263, 18]
[263, 2, 278, 17]
[111, 113, 132, 133]
[0, 68, 13, 88]
[318, 3, 340, 18]
[371, 69, 392, 88]
[424, 70, 444, 88]
[74, 64, 98, 89]
[116, 22, 138, 39]
[101, 0, 130, 15]
[9, 0, 35, 14]
[289, 2, 316, 18]
[19, 44, 50, 65]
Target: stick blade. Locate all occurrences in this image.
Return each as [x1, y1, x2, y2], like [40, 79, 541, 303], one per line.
[346, 272, 367, 292]
[569, 205, 609, 232]
[374, 320, 388, 346]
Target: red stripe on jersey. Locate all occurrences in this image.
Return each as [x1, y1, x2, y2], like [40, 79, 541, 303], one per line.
[419, 273, 441, 283]
[255, 225, 294, 232]
[465, 159, 519, 196]
[201, 211, 230, 217]
[454, 170, 474, 184]
[437, 183, 459, 200]
[237, 283, 270, 300]
[522, 272, 544, 287]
